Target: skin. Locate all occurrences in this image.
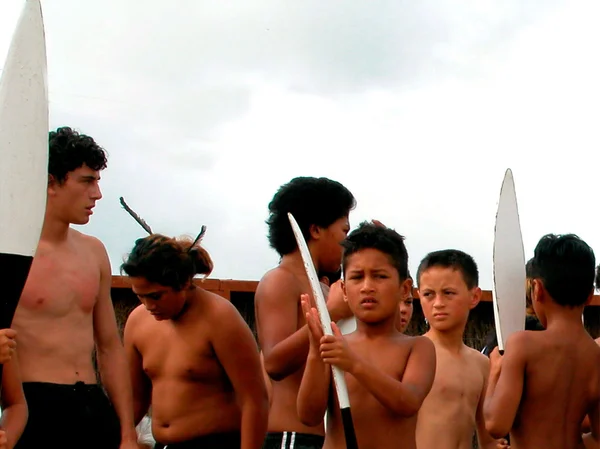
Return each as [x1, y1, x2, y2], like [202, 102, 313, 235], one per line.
[0, 334, 27, 449]
[484, 279, 600, 449]
[125, 279, 269, 449]
[417, 267, 506, 449]
[297, 248, 436, 449]
[255, 216, 353, 435]
[395, 286, 414, 333]
[11, 165, 137, 447]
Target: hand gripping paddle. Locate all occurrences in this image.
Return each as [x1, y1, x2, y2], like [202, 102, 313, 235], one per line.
[288, 213, 358, 449]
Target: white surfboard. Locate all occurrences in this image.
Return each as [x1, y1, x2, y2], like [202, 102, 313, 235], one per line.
[0, 0, 48, 333]
[492, 169, 526, 353]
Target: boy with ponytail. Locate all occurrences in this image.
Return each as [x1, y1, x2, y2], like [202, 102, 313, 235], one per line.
[122, 231, 269, 449]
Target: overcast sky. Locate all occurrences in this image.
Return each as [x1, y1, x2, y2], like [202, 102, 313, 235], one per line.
[2, 0, 600, 289]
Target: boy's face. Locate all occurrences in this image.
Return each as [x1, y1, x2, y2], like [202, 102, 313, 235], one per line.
[47, 164, 103, 225]
[342, 248, 411, 325]
[313, 215, 350, 273]
[130, 277, 188, 321]
[418, 266, 481, 332]
[396, 293, 414, 333]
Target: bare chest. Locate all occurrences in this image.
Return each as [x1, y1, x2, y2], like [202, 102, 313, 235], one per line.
[346, 340, 409, 401]
[137, 322, 226, 384]
[18, 249, 99, 317]
[430, 352, 483, 408]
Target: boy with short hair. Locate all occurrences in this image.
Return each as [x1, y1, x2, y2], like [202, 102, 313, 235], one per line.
[484, 234, 600, 448]
[415, 249, 506, 449]
[256, 177, 356, 449]
[297, 222, 436, 449]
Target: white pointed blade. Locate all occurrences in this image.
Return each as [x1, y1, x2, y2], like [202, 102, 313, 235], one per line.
[0, 0, 49, 258]
[492, 169, 527, 352]
[287, 213, 351, 409]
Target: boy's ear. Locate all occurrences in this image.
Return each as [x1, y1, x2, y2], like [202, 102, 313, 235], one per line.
[309, 224, 321, 241]
[47, 174, 57, 194]
[469, 287, 482, 310]
[584, 288, 594, 306]
[401, 277, 413, 300]
[532, 279, 544, 304]
[341, 280, 348, 303]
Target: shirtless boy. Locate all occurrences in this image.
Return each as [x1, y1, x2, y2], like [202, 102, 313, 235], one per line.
[123, 233, 269, 449]
[297, 222, 436, 449]
[484, 234, 600, 448]
[396, 274, 414, 334]
[256, 176, 355, 449]
[0, 330, 27, 449]
[12, 127, 137, 449]
[416, 250, 506, 449]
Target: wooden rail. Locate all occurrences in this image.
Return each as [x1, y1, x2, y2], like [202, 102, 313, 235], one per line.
[112, 276, 600, 306]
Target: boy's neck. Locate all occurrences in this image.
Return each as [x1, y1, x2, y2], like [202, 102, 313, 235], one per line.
[356, 318, 399, 339]
[543, 304, 586, 331]
[41, 211, 71, 243]
[425, 326, 466, 352]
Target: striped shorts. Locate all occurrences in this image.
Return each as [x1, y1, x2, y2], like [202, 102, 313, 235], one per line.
[262, 432, 324, 449]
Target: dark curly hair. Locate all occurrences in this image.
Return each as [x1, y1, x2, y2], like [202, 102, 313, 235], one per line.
[121, 234, 214, 291]
[48, 127, 108, 184]
[266, 177, 355, 256]
[342, 222, 409, 281]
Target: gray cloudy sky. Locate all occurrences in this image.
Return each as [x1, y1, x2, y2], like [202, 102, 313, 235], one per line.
[2, 0, 600, 288]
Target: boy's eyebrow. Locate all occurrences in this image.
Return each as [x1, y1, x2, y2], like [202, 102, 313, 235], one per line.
[79, 174, 100, 181]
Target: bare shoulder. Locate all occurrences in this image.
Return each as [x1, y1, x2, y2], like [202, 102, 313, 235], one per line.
[124, 304, 151, 338]
[70, 229, 108, 258]
[197, 289, 248, 331]
[407, 335, 435, 352]
[397, 335, 435, 362]
[255, 266, 300, 303]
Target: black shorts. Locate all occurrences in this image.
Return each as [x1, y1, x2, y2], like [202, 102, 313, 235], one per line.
[15, 381, 121, 449]
[262, 432, 324, 449]
[153, 431, 241, 449]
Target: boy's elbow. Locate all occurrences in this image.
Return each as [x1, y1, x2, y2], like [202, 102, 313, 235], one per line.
[297, 407, 323, 427]
[263, 355, 290, 381]
[297, 398, 324, 427]
[394, 394, 423, 417]
[484, 416, 509, 439]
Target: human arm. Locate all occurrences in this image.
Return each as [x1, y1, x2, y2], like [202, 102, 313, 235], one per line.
[0, 354, 27, 449]
[483, 333, 527, 438]
[583, 390, 600, 449]
[475, 355, 509, 449]
[123, 308, 152, 425]
[91, 239, 138, 447]
[255, 271, 311, 380]
[212, 299, 269, 449]
[321, 327, 436, 416]
[297, 297, 331, 426]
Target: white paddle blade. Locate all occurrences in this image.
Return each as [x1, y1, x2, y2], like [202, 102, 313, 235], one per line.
[0, 0, 48, 258]
[492, 169, 527, 352]
[287, 213, 351, 409]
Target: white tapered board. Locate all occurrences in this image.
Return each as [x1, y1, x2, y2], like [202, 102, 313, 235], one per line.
[0, 0, 49, 330]
[287, 213, 351, 408]
[492, 169, 526, 352]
